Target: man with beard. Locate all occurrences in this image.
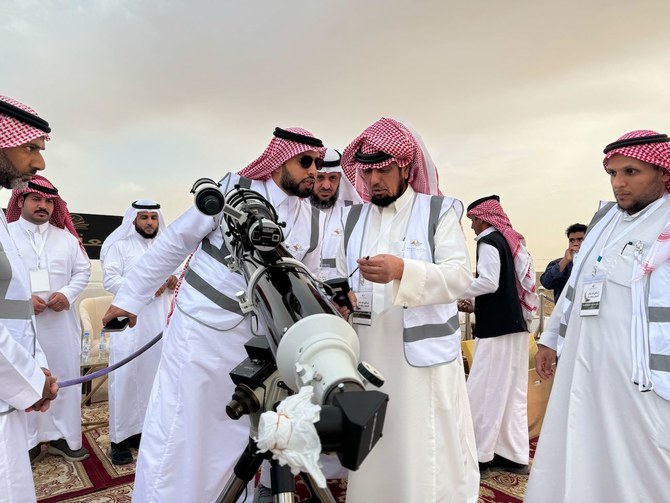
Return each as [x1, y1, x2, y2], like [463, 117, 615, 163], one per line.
[102, 127, 325, 502]
[458, 195, 538, 479]
[527, 130, 670, 502]
[0, 95, 59, 502]
[100, 200, 175, 465]
[309, 148, 362, 282]
[7, 175, 91, 464]
[337, 118, 479, 503]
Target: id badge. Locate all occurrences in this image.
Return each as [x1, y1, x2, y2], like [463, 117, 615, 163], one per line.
[29, 268, 50, 293]
[580, 276, 604, 317]
[352, 290, 372, 326]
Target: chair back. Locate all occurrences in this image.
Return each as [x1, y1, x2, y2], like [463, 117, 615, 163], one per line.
[79, 295, 113, 341]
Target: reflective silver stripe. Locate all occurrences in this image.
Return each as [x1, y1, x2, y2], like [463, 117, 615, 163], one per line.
[0, 248, 13, 299]
[403, 314, 460, 343]
[428, 196, 444, 259]
[565, 285, 574, 302]
[320, 258, 336, 268]
[0, 299, 33, 319]
[305, 206, 320, 255]
[650, 353, 670, 372]
[201, 237, 230, 265]
[559, 322, 568, 338]
[648, 306, 670, 322]
[0, 246, 32, 319]
[343, 205, 363, 251]
[584, 202, 616, 238]
[184, 269, 243, 314]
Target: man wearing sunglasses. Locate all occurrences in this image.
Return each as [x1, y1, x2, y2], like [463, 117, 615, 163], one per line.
[103, 127, 326, 503]
[309, 148, 363, 282]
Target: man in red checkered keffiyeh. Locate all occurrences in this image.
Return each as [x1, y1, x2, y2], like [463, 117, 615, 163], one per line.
[0, 95, 50, 190]
[100, 126, 331, 502]
[526, 131, 670, 502]
[6, 174, 80, 241]
[0, 94, 58, 503]
[459, 194, 538, 478]
[341, 117, 440, 202]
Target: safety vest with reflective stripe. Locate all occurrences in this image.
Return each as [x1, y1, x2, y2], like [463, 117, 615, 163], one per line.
[344, 193, 463, 367]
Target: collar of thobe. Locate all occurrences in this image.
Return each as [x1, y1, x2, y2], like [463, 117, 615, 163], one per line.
[266, 177, 301, 228]
[18, 216, 49, 235]
[474, 226, 496, 242]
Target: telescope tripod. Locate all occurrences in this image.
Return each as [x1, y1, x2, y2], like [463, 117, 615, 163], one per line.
[215, 435, 337, 503]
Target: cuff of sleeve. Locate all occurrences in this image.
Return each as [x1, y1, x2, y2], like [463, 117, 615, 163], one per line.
[8, 364, 44, 410]
[538, 331, 560, 351]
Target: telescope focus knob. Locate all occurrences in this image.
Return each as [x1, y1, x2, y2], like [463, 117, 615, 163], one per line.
[358, 361, 385, 388]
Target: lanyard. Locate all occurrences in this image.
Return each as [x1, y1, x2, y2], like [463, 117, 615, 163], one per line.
[592, 197, 665, 275]
[24, 226, 48, 268]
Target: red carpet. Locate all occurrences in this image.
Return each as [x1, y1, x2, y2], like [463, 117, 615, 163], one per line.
[34, 401, 534, 502]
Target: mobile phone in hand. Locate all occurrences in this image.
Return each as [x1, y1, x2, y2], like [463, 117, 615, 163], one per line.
[103, 317, 130, 332]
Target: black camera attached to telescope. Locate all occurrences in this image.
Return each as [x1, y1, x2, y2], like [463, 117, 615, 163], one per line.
[193, 182, 388, 503]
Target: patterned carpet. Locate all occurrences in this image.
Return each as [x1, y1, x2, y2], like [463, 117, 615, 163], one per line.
[33, 401, 534, 502]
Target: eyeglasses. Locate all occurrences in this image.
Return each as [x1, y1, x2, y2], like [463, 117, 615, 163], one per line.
[298, 155, 324, 170]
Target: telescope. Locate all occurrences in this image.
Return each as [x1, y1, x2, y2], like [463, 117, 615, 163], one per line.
[195, 181, 388, 503]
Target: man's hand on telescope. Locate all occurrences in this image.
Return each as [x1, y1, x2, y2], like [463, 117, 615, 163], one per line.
[102, 305, 138, 328]
[357, 254, 404, 284]
[335, 291, 357, 318]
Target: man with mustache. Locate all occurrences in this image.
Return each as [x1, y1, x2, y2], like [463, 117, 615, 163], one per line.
[100, 200, 173, 465]
[7, 175, 91, 464]
[540, 223, 587, 302]
[337, 117, 479, 503]
[528, 130, 670, 502]
[0, 95, 58, 502]
[103, 127, 325, 502]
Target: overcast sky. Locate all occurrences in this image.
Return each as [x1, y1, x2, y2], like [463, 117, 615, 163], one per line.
[3, 0, 670, 269]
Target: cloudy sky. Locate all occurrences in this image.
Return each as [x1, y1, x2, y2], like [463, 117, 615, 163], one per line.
[3, 0, 670, 270]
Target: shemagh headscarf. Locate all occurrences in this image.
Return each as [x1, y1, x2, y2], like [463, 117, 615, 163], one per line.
[466, 195, 539, 322]
[100, 200, 166, 263]
[236, 127, 326, 180]
[0, 95, 50, 148]
[6, 174, 79, 239]
[603, 130, 670, 393]
[321, 148, 362, 204]
[341, 117, 441, 201]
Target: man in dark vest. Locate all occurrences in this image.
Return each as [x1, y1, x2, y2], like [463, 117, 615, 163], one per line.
[458, 195, 538, 479]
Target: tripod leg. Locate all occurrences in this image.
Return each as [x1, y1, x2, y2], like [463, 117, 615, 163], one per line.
[269, 462, 296, 503]
[299, 473, 337, 503]
[216, 438, 265, 503]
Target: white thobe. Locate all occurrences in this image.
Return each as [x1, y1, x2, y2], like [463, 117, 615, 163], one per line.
[9, 218, 90, 451]
[102, 233, 168, 443]
[526, 199, 670, 503]
[462, 226, 529, 464]
[337, 187, 480, 503]
[313, 201, 347, 282]
[111, 177, 320, 503]
[0, 209, 46, 503]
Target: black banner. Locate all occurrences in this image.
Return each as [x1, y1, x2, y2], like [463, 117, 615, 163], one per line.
[70, 212, 123, 260]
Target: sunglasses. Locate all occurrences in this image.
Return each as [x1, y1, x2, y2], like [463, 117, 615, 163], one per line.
[298, 155, 324, 170]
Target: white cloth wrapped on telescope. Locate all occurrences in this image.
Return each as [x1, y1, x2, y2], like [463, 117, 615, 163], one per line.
[255, 386, 326, 488]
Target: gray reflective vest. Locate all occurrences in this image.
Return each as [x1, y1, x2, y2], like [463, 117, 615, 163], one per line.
[344, 193, 463, 367]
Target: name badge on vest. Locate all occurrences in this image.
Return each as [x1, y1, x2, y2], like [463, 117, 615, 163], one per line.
[580, 276, 604, 317]
[29, 268, 51, 293]
[352, 290, 372, 326]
